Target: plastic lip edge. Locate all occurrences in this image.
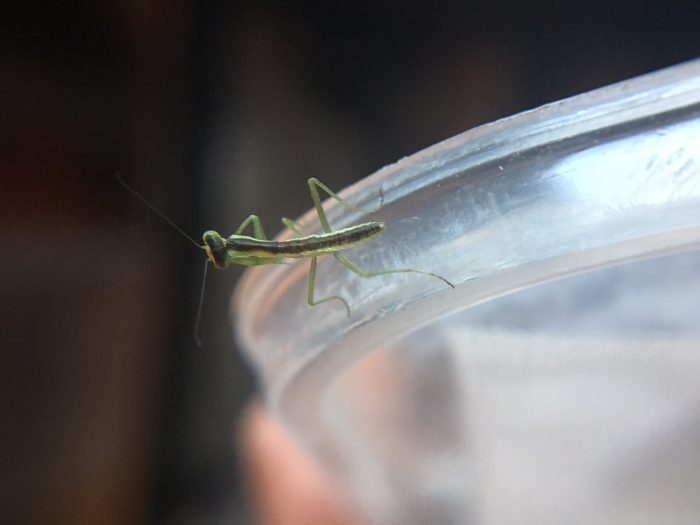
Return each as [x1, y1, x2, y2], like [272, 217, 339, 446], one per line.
[233, 58, 700, 423]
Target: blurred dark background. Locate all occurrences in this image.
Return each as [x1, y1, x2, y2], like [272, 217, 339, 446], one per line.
[2, 1, 698, 523]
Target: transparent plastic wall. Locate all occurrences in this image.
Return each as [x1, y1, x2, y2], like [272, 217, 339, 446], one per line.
[235, 60, 700, 525]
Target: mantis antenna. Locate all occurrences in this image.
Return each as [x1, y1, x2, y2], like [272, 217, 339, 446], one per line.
[115, 172, 209, 347]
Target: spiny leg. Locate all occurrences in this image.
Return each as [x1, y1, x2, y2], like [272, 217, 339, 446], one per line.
[307, 256, 351, 316]
[333, 253, 455, 289]
[308, 177, 383, 234]
[234, 214, 268, 239]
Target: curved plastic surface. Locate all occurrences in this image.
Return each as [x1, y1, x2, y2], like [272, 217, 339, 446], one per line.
[235, 60, 700, 524]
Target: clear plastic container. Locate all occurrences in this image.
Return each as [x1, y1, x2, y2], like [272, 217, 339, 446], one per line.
[234, 59, 700, 525]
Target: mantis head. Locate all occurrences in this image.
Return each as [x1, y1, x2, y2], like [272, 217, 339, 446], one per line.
[202, 230, 228, 269]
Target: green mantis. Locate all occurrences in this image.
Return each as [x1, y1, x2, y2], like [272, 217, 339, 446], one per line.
[117, 174, 454, 320]
[202, 178, 454, 316]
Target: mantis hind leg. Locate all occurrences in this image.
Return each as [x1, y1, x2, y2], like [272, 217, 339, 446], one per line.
[308, 177, 383, 233]
[235, 214, 268, 239]
[307, 256, 351, 317]
[333, 253, 455, 289]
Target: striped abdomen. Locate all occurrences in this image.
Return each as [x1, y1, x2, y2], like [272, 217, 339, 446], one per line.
[228, 221, 384, 258]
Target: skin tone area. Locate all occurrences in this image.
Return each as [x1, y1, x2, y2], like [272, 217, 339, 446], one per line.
[240, 404, 362, 525]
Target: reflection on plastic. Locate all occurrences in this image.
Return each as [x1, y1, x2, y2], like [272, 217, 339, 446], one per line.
[235, 60, 700, 524]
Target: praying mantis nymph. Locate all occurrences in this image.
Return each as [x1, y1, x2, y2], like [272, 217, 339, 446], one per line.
[202, 177, 455, 315]
[117, 175, 454, 331]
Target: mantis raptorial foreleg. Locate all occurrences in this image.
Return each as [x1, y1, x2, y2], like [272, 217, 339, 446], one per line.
[234, 214, 268, 239]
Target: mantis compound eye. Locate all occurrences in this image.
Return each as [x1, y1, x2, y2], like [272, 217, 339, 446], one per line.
[202, 230, 228, 269]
